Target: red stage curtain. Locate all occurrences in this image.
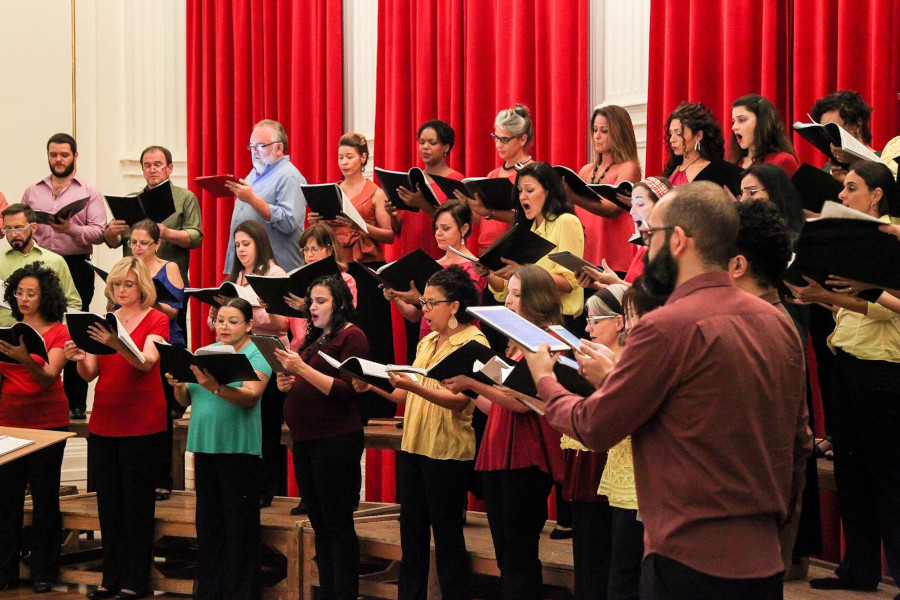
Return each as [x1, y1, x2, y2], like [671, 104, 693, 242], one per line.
[367, 0, 589, 502]
[791, 0, 900, 166]
[186, 0, 343, 348]
[645, 0, 791, 176]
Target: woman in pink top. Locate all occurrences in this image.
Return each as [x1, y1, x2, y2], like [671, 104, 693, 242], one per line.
[444, 265, 565, 600]
[566, 105, 642, 273]
[730, 94, 800, 177]
[210, 220, 288, 508]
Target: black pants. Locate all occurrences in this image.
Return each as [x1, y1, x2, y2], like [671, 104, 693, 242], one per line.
[570, 501, 611, 600]
[808, 303, 836, 435]
[292, 431, 363, 600]
[256, 377, 286, 499]
[89, 432, 162, 593]
[482, 467, 553, 600]
[640, 554, 783, 600]
[398, 451, 472, 600]
[831, 350, 900, 586]
[63, 254, 95, 413]
[0, 432, 67, 586]
[156, 342, 186, 492]
[193, 452, 261, 600]
[608, 507, 644, 600]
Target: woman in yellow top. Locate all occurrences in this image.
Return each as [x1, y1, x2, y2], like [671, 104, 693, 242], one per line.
[357, 266, 486, 600]
[479, 161, 585, 334]
[784, 161, 900, 592]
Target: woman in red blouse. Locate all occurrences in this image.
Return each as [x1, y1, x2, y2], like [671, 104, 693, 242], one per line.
[0, 263, 71, 593]
[730, 94, 800, 177]
[443, 265, 565, 600]
[64, 257, 169, 600]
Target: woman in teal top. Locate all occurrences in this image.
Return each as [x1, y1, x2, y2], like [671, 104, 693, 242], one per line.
[165, 298, 271, 600]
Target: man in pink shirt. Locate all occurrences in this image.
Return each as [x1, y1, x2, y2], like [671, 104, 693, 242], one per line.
[21, 133, 106, 418]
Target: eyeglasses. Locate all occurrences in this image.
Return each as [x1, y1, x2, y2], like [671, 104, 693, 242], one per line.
[214, 320, 247, 329]
[740, 186, 766, 199]
[490, 133, 515, 145]
[128, 239, 157, 248]
[246, 141, 279, 151]
[14, 290, 40, 300]
[586, 315, 617, 325]
[639, 225, 676, 246]
[303, 245, 329, 255]
[418, 297, 453, 310]
[1, 226, 32, 235]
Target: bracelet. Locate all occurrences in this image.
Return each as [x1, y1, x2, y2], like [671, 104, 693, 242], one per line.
[486, 209, 495, 220]
[213, 384, 221, 395]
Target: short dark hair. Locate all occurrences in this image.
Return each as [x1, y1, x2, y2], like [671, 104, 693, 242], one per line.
[426, 266, 478, 325]
[432, 199, 472, 238]
[219, 297, 254, 322]
[665, 182, 739, 269]
[849, 161, 896, 217]
[663, 102, 726, 176]
[734, 200, 793, 288]
[417, 120, 456, 153]
[139, 145, 173, 165]
[4, 262, 68, 322]
[740, 164, 804, 240]
[516, 162, 573, 221]
[47, 133, 77, 154]
[811, 91, 873, 145]
[132, 219, 161, 242]
[1, 203, 37, 224]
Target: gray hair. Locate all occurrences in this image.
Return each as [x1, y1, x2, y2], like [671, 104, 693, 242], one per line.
[495, 104, 534, 146]
[253, 119, 288, 153]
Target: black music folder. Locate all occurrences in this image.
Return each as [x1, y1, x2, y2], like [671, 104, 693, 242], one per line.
[554, 166, 632, 210]
[449, 223, 556, 271]
[0, 322, 49, 363]
[374, 167, 439, 211]
[386, 340, 501, 398]
[33, 196, 91, 226]
[357, 249, 443, 293]
[155, 342, 260, 384]
[105, 180, 176, 225]
[430, 174, 518, 211]
[246, 255, 342, 317]
[66, 312, 145, 362]
[791, 163, 844, 213]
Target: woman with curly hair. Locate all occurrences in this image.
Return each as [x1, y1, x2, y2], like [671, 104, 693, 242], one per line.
[730, 94, 800, 177]
[662, 102, 743, 193]
[0, 263, 70, 593]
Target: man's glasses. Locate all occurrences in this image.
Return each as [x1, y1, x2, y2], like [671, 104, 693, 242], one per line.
[639, 226, 676, 246]
[246, 141, 279, 151]
[1, 226, 31, 235]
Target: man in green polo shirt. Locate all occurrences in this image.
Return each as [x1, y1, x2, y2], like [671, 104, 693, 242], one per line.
[0, 204, 81, 327]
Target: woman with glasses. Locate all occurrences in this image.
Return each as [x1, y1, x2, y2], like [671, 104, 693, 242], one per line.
[63, 257, 169, 600]
[0, 264, 70, 593]
[165, 298, 271, 599]
[212, 220, 288, 507]
[275, 275, 369, 600]
[455, 104, 536, 254]
[567, 105, 642, 273]
[737, 165, 805, 241]
[356, 266, 486, 600]
[443, 264, 565, 600]
[127, 219, 185, 501]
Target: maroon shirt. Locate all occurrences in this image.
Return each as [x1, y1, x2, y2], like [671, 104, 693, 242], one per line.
[539, 272, 811, 578]
[283, 324, 369, 442]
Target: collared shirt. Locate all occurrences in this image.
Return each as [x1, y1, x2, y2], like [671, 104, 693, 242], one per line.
[223, 156, 306, 272]
[118, 183, 203, 283]
[490, 212, 585, 317]
[539, 272, 811, 579]
[0, 244, 82, 326]
[401, 325, 487, 460]
[21, 174, 106, 255]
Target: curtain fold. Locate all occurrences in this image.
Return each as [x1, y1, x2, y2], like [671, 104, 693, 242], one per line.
[186, 0, 343, 348]
[368, 0, 588, 502]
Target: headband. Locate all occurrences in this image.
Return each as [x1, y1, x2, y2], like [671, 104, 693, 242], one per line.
[639, 177, 670, 201]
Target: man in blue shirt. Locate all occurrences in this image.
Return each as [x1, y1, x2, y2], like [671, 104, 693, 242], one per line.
[224, 119, 306, 271]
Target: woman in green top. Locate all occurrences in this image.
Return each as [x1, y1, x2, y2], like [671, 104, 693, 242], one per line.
[165, 298, 272, 600]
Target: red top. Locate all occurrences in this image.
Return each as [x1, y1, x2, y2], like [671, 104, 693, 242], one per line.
[333, 179, 384, 263]
[761, 151, 800, 177]
[89, 309, 170, 437]
[391, 169, 465, 261]
[0, 323, 70, 429]
[475, 357, 565, 482]
[575, 162, 639, 272]
[283, 324, 369, 441]
[624, 246, 646, 283]
[476, 167, 517, 254]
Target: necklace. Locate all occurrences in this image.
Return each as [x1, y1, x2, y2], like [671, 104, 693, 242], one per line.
[678, 153, 702, 172]
[502, 155, 533, 171]
[591, 160, 614, 183]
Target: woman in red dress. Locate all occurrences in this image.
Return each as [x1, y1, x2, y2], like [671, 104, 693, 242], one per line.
[64, 257, 169, 600]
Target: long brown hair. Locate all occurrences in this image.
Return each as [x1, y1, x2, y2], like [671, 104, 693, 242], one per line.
[226, 220, 278, 283]
[512, 265, 563, 328]
[591, 105, 640, 168]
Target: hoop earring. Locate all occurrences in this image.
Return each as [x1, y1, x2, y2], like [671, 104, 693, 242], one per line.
[448, 313, 459, 329]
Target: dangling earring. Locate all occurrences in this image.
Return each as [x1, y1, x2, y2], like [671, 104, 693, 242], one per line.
[694, 140, 701, 152]
[448, 313, 459, 329]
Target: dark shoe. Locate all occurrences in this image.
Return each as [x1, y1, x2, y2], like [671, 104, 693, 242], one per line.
[33, 581, 54, 593]
[115, 590, 149, 600]
[290, 498, 308, 515]
[86, 588, 118, 599]
[71, 408, 87, 420]
[549, 526, 573, 540]
[809, 577, 878, 591]
[259, 494, 273, 508]
[155, 488, 171, 501]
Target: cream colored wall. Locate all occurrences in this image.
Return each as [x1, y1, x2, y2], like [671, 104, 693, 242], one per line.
[1, 0, 649, 492]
